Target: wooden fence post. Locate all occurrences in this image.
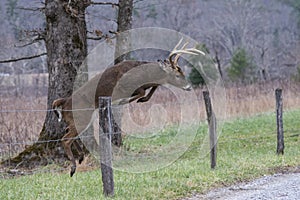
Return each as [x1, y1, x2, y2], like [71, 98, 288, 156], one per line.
[203, 91, 217, 169]
[275, 88, 284, 155]
[99, 96, 114, 197]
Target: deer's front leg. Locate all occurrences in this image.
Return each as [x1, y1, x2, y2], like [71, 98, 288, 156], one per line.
[137, 86, 158, 103]
[62, 124, 78, 177]
[129, 87, 146, 103]
[112, 88, 146, 105]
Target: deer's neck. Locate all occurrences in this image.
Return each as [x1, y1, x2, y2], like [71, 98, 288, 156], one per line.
[112, 62, 167, 99]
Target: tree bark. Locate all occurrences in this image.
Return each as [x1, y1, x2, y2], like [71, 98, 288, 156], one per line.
[3, 0, 89, 167]
[110, 0, 134, 146]
[114, 0, 133, 64]
[41, 0, 88, 141]
[2, 0, 134, 168]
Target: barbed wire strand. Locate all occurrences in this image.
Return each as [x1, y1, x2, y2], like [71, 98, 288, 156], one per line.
[0, 101, 198, 113]
[0, 130, 298, 150]
[0, 108, 95, 113]
[0, 131, 123, 147]
[1, 130, 299, 177]
[1, 100, 300, 175]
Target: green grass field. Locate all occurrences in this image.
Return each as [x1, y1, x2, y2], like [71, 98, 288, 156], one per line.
[1, 110, 300, 200]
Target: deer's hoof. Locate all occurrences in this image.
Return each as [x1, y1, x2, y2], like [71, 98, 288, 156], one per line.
[137, 97, 147, 103]
[78, 155, 84, 164]
[70, 166, 76, 177]
[112, 98, 128, 105]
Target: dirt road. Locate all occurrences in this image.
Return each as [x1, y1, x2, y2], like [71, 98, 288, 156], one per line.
[182, 173, 300, 200]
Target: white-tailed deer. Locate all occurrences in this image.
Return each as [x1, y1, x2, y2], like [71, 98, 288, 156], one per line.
[52, 39, 204, 176]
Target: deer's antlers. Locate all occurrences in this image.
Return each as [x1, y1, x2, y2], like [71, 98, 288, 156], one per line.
[169, 38, 205, 67]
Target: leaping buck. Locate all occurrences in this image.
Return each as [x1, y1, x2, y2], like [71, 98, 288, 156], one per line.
[52, 39, 205, 176]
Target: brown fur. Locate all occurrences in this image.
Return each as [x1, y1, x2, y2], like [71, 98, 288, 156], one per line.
[53, 59, 193, 176]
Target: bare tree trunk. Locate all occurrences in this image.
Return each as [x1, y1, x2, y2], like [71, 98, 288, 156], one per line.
[41, 0, 88, 141]
[111, 0, 134, 146]
[3, 0, 89, 167]
[114, 0, 133, 64]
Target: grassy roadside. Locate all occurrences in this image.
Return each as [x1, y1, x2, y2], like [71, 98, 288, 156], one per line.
[1, 109, 299, 200]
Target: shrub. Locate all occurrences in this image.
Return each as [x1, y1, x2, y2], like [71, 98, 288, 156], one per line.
[227, 48, 257, 84]
[188, 44, 218, 86]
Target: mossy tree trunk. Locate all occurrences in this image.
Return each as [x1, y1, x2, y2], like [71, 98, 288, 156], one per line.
[3, 0, 134, 169]
[3, 0, 89, 168]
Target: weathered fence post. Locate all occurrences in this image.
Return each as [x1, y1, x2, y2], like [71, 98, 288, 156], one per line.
[99, 96, 114, 197]
[275, 88, 284, 155]
[203, 91, 217, 169]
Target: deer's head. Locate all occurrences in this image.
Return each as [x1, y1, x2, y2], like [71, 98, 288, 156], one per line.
[157, 59, 191, 90]
[159, 38, 205, 91]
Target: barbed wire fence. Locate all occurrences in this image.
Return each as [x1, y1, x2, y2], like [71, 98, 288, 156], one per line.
[1, 82, 300, 180]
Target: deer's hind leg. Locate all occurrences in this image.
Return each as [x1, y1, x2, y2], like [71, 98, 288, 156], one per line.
[73, 140, 84, 164]
[112, 88, 146, 105]
[62, 124, 78, 177]
[137, 86, 158, 103]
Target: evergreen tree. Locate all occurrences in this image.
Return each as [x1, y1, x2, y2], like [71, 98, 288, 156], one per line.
[189, 67, 205, 86]
[227, 48, 256, 84]
[188, 44, 218, 86]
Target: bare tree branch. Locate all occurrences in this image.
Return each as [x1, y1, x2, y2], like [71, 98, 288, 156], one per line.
[133, 0, 145, 4]
[108, 30, 118, 34]
[0, 53, 47, 64]
[87, 12, 117, 23]
[13, 29, 46, 48]
[17, 6, 45, 12]
[87, 36, 105, 40]
[87, 34, 116, 42]
[90, 1, 119, 7]
[134, 2, 161, 10]
[16, 37, 45, 48]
